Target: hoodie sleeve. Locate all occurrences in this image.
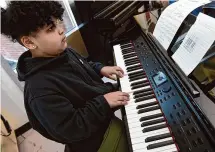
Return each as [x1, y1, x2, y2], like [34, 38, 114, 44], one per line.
[88, 61, 104, 77]
[30, 94, 113, 143]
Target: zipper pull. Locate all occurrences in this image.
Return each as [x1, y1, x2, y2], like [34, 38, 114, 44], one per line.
[79, 59, 84, 64]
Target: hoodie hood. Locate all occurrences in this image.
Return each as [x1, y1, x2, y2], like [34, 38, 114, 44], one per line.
[17, 50, 67, 81]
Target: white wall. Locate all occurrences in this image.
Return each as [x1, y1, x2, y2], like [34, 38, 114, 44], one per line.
[1, 66, 28, 130]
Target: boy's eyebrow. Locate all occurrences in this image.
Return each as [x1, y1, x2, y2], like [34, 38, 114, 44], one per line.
[45, 23, 55, 29]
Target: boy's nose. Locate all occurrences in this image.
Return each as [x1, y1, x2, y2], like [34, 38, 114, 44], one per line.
[58, 24, 65, 35]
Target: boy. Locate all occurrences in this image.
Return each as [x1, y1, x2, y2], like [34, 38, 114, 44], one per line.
[1, 1, 129, 152]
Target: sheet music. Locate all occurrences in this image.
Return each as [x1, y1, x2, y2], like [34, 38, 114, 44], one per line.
[153, 0, 211, 50]
[172, 13, 215, 76]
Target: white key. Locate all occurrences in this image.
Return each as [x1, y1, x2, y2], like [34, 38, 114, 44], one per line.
[129, 78, 148, 84]
[125, 63, 141, 69]
[130, 129, 170, 144]
[120, 43, 132, 46]
[123, 52, 136, 56]
[114, 44, 177, 152]
[124, 56, 138, 61]
[125, 98, 157, 109]
[132, 137, 173, 150]
[119, 75, 146, 84]
[126, 109, 162, 122]
[130, 127, 169, 139]
[128, 116, 165, 129]
[133, 144, 177, 152]
[126, 104, 159, 115]
[126, 69, 144, 75]
[121, 46, 133, 49]
[123, 85, 151, 93]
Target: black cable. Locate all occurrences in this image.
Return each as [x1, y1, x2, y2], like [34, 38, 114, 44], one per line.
[1, 114, 12, 137]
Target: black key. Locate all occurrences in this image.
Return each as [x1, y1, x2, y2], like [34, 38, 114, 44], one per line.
[141, 118, 165, 127]
[125, 58, 139, 65]
[128, 74, 146, 79]
[136, 101, 158, 109]
[126, 64, 141, 71]
[122, 52, 135, 56]
[134, 90, 154, 99]
[123, 53, 136, 59]
[140, 114, 163, 123]
[135, 94, 155, 102]
[122, 51, 135, 56]
[140, 113, 163, 122]
[131, 80, 148, 87]
[120, 43, 132, 48]
[124, 57, 138, 63]
[125, 60, 139, 66]
[129, 75, 146, 82]
[131, 84, 145, 90]
[133, 88, 153, 95]
[138, 105, 160, 114]
[124, 56, 138, 62]
[145, 133, 171, 142]
[127, 67, 142, 73]
[131, 82, 150, 90]
[120, 42, 132, 46]
[126, 64, 141, 69]
[128, 70, 144, 77]
[123, 52, 136, 57]
[128, 72, 145, 79]
[129, 73, 145, 80]
[122, 51, 134, 55]
[121, 45, 132, 49]
[124, 55, 137, 60]
[147, 140, 174, 150]
[122, 49, 135, 54]
[124, 58, 139, 64]
[131, 83, 149, 90]
[142, 123, 166, 133]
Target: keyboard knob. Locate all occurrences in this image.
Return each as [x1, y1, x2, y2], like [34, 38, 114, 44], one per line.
[162, 86, 172, 93]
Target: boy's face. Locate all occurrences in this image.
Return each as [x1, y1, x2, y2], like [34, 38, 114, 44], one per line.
[23, 17, 68, 57]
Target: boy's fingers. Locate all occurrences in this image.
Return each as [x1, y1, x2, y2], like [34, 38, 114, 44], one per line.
[108, 74, 117, 80]
[117, 71, 124, 78]
[118, 96, 129, 101]
[120, 92, 130, 97]
[115, 66, 124, 74]
[120, 100, 128, 105]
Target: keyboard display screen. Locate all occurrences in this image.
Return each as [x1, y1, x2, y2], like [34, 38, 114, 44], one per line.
[153, 72, 168, 86]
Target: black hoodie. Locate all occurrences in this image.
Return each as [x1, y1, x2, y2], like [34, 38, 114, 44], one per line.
[17, 48, 116, 152]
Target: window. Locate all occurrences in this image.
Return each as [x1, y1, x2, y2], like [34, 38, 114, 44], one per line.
[61, 0, 77, 34]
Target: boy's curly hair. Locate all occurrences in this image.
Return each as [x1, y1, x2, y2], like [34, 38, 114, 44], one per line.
[1, 1, 64, 43]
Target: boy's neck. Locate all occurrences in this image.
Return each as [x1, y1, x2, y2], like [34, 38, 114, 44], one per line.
[30, 49, 59, 58]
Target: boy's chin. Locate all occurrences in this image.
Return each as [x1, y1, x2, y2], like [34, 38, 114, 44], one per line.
[62, 41, 67, 49]
[59, 42, 67, 52]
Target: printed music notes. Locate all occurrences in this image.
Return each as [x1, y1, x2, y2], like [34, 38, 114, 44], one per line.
[172, 13, 215, 76]
[153, 0, 211, 50]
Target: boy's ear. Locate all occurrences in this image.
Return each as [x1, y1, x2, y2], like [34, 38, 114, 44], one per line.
[20, 36, 37, 50]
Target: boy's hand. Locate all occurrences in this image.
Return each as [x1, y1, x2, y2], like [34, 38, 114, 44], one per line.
[100, 66, 124, 80]
[104, 91, 129, 108]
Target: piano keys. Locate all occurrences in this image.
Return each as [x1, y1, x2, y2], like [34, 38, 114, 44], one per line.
[114, 44, 178, 152]
[113, 35, 215, 152]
